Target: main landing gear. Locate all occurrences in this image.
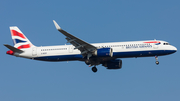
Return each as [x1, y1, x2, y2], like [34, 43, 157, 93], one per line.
[92, 66, 97, 73]
[155, 56, 159, 65]
[86, 59, 98, 73]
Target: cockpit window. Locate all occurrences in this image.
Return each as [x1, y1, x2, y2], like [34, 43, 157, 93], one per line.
[163, 43, 170, 45]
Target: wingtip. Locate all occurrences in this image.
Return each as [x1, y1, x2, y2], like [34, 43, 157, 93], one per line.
[53, 20, 61, 30]
[3, 44, 8, 47]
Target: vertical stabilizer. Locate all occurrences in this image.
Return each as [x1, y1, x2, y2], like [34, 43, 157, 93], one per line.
[10, 26, 35, 49]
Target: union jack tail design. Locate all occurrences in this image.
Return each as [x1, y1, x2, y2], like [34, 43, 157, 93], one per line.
[10, 26, 35, 49]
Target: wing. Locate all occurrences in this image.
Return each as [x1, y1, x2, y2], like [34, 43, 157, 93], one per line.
[53, 20, 97, 58]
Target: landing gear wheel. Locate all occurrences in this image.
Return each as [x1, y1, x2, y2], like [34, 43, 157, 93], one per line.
[156, 61, 159, 65]
[155, 56, 159, 65]
[92, 67, 97, 73]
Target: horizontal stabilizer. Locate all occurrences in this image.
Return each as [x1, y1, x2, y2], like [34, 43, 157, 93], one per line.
[4, 44, 24, 53]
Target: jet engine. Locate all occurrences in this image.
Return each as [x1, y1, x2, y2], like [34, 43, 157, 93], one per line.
[102, 59, 122, 69]
[93, 48, 113, 57]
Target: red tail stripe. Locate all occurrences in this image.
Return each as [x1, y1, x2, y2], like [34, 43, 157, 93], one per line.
[144, 41, 160, 43]
[6, 50, 14, 55]
[17, 44, 31, 49]
[11, 30, 26, 39]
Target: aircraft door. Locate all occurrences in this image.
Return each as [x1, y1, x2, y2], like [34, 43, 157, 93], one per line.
[69, 46, 73, 53]
[153, 44, 158, 49]
[32, 47, 37, 56]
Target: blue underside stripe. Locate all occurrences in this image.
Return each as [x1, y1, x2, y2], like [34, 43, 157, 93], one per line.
[34, 50, 176, 61]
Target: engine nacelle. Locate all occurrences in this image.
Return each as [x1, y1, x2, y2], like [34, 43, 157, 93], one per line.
[102, 59, 122, 69]
[93, 48, 113, 57]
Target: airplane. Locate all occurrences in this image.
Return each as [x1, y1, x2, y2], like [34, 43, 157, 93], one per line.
[4, 20, 177, 73]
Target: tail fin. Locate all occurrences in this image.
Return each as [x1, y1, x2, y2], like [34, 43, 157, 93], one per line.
[10, 26, 35, 49]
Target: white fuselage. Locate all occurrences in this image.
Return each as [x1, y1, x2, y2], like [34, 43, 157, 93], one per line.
[15, 40, 177, 62]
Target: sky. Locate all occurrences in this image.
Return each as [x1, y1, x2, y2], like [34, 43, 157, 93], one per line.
[0, 0, 180, 101]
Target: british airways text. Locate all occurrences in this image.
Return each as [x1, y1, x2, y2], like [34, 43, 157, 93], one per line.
[126, 45, 152, 49]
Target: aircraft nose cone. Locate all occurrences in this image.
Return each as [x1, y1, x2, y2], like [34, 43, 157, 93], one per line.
[172, 46, 177, 53]
[174, 46, 177, 52]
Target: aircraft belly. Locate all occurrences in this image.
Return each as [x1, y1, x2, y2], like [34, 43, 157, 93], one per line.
[34, 54, 83, 61]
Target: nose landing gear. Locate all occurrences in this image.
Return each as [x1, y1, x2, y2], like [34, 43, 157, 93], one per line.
[155, 61, 159, 65]
[155, 56, 159, 65]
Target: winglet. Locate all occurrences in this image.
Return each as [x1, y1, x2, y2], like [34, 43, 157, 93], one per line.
[53, 20, 61, 30]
